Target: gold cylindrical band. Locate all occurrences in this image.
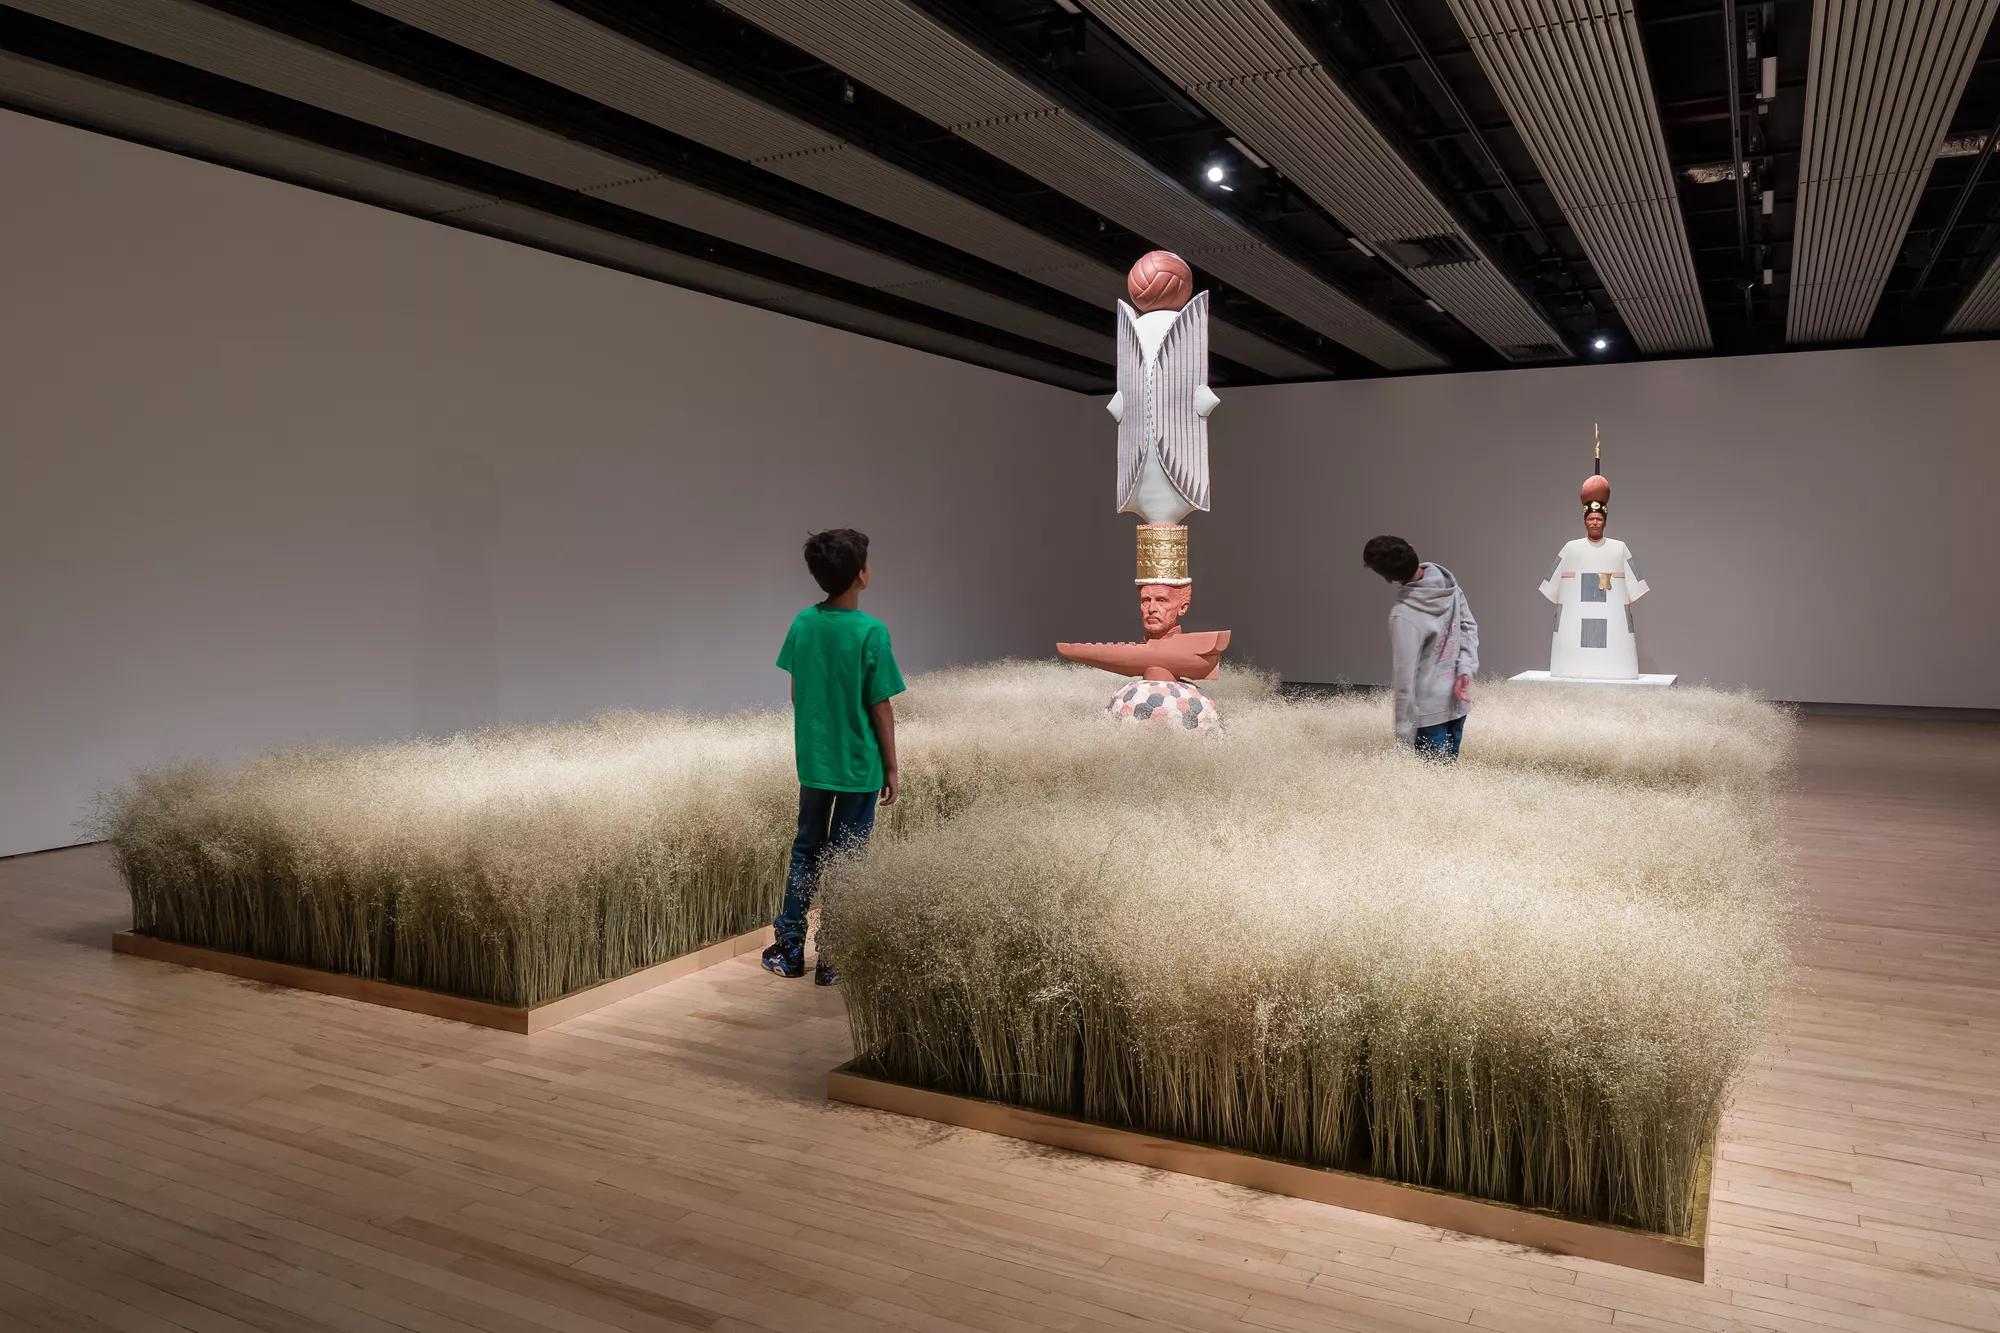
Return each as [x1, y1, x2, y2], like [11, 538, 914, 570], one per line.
[1135, 524, 1190, 585]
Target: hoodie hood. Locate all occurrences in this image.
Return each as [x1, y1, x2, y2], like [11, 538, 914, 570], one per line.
[1395, 563, 1461, 617]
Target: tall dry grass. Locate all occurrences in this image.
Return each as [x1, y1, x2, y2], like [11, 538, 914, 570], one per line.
[100, 654, 1794, 1232]
[102, 712, 797, 1004]
[820, 668, 1795, 1237]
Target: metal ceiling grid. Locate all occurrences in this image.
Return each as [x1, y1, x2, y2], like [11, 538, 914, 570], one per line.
[757, 144, 1108, 280]
[1177, 240, 1446, 369]
[0, 51, 495, 216]
[873, 276, 1115, 359]
[351, 0, 1313, 379]
[955, 109, 1246, 252]
[1083, 0, 1568, 362]
[1945, 252, 2000, 332]
[1447, 0, 1713, 354]
[1788, 0, 2000, 344]
[752, 291, 1109, 390]
[447, 201, 805, 304]
[8, 0, 643, 190]
[13, 0, 1109, 382]
[352, 0, 838, 162]
[697, 0, 1054, 128]
[587, 174, 939, 290]
[716, 0, 1444, 371]
[1207, 321, 1328, 378]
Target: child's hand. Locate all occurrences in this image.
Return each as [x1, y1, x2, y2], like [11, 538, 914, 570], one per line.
[881, 768, 900, 807]
[1455, 674, 1472, 703]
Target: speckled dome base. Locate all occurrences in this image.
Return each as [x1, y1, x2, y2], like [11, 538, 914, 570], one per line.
[1105, 678, 1219, 733]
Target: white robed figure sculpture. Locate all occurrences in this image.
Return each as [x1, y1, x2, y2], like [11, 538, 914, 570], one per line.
[1540, 427, 1651, 679]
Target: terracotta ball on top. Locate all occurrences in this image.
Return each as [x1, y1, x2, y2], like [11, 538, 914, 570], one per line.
[1127, 249, 1193, 312]
[1580, 475, 1611, 507]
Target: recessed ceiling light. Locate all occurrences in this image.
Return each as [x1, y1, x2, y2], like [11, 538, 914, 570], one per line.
[1592, 336, 1610, 352]
[1205, 164, 1226, 183]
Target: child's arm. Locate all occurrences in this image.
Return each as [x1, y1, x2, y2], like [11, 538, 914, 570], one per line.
[869, 698, 899, 806]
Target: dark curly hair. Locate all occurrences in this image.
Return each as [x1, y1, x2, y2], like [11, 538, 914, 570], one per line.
[1361, 534, 1420, 583]
[803, 528, 869, 598]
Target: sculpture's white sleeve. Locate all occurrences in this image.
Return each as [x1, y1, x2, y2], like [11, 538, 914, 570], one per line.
[1539, 550, 1564, 604]
[1193, 385, 1219, 418]
[1623, 545, 1650, 602]
[1107, 390, 1124, 423]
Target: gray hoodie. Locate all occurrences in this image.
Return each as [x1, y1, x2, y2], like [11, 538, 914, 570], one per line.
[1389, 563, 1480, 742]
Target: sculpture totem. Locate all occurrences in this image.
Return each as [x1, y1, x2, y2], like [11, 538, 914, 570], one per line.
[1058, 251, 1230, 725]
[1540, 424, 1651, 679]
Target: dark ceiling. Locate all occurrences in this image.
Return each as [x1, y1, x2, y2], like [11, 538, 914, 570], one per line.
[4, 0, 1997, 392]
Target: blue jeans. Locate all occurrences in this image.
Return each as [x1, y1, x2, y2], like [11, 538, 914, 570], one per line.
[775, 786, 879, 953]
[1413, 716, 1465, 761]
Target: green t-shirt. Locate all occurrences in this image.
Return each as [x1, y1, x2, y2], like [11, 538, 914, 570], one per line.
[777, 604, 906, 792]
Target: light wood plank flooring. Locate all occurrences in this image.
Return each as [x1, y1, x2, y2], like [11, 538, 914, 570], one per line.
[1, 717, 1995, 1332]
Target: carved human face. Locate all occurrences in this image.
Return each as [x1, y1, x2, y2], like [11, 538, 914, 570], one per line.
[1138, 583, 1190, 639]
[1584, 509, 1606, 540]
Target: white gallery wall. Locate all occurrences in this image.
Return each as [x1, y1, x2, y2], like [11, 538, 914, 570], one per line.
[6, 109, 1995, 856]
[0, 111, 1111, 856]
[1202, 342, 2000, 710]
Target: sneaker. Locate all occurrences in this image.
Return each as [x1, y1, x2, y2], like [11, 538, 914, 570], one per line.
[814, 959, 839, 987]
[761, 943, 804, 978]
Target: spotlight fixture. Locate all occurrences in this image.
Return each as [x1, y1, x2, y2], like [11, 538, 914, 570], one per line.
[1591, 335, 1611, 353]
[840, 78, 856, 104]
[1205, 163, 1226, 184]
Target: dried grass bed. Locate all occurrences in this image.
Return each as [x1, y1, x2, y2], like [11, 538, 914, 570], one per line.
[102, 664, 1792, 1236]
[821, 667, 1795, 1238]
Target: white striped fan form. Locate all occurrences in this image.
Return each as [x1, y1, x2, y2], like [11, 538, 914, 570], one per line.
[1445, 0, 1712, 354]
[1789, 0, 2000, 344]
[1115, 308, 1147, 510]
[1113, 293, 1212, 519]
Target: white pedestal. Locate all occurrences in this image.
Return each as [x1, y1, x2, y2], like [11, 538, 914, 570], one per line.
[1510, 671, 1678, 687]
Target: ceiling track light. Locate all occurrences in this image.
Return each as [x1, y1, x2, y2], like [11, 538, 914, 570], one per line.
[840, 78, 856, 104]
[1591, 335, 1611, 353]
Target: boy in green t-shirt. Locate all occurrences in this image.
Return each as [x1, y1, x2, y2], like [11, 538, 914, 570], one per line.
[763, 528, 906, 984]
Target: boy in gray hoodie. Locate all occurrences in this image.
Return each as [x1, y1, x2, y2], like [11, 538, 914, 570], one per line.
[1362, 535, 1480, 760]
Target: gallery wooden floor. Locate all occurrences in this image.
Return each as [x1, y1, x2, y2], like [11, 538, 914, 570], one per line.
[1, 719, 1995, 1333]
